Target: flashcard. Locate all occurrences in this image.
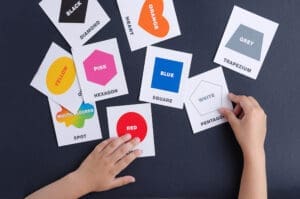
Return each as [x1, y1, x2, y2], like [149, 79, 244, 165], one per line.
[139, 46, 192, 109]
[107, 103, 155, 157]
[31, 42, 82, 114]
[183, 67, 233, 133]
[72, 38, 128, 102]
[214, 6, 279, 79]
[48, 98, 102, 147]
[117, 0, 181, 51]
[40, 0, 110, 47]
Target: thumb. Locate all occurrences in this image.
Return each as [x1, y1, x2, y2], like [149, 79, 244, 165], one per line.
[110, 176, 135, 189]
[219, 108, 239, 130]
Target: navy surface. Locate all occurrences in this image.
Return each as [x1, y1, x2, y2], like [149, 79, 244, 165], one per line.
[1, 0, 300, 198]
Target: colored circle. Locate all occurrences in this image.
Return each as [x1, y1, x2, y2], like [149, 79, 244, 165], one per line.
[46, 57, 76, 95]
[116, 112, 148, 142]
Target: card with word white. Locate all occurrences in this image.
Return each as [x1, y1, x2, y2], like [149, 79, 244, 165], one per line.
[139, 46, 192, 109]
[48, 98, 102, 147]
[214, 6, 279, 79]
[117, 0, 181, 51]
[31, 42, 82, 114]
[72, 38, 128, 102]
[107, 103, 155, 158]
[183, 67, 233, 133]
[40, 0, 110, 47]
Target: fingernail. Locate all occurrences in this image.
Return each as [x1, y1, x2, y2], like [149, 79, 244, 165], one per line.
[134, 137, 140, 143]
[218, 108, 225, 114]
[124, 134, 131, 140]
[131, 177, 136, 183]
[138, 150, 143, 155]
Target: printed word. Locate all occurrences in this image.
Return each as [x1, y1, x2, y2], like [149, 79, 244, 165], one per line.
[148, 4, 159, 30]
[94, 89, 118, 98]
[224, 58, 251, 73]
[153, 95, 172, 103]
[94, 65, 107, 71]
[199, 93, 215, 102]
[240, 37, 254, 46]
[126, 125, 138, 131]
[66, 1, 82, 16]
[55, 66, 68, 87]
[80, 20, 100, 40]
[201, 115, 224, 126]
[125, 16, 134, 35]
[74, 134, 86, 140]
[160, 71, 174, 78]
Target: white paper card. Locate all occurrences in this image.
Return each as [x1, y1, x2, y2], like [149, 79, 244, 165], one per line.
[40, 0, 110, 47]
[214, 6, 279, 79]
[31, 42, 82, 114]
[117, 0, 181, 51]
[48, 98, 102, 147]
[139, 46, 192, 109]
[72, 38, 128, 102]
[107, 103, 155, 158]
[184, 67, 233, 133]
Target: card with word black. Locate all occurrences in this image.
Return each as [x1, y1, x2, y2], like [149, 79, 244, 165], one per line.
[40, 0, 110, 47]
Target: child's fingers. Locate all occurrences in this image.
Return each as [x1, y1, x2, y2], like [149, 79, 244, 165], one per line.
[94, 138, 115, 153]
[111, 176, 135, 189]
[228, 93, 254, 114]
[233, 104, 242, 116]
[110, 137, 140, 162]
[102, 134, 132, 156]
[113, 149, 142, 175]
[219, 108, 239, 128]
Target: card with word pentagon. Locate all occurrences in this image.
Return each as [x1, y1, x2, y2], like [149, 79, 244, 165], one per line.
[72, 38, 128, 102]
[40, 0, 110, 47]
[107, 103, 155, 158]
[48, 98, 102, 147]
[183, 67, 233, 133]
[117, 0, 181, 51]
[31, 42, 82, 114]
[214, 6, 279, 79]
[139, 46, 192, 109]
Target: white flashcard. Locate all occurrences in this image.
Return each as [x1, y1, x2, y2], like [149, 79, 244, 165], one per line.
[40, 0, 110, 47]
[107, 103, 155, 158]
[48, 98, 102, 147]
[214, 6, 279, 79]
[184, 67, 233, 133]
[31, 42, 82, 114]
[139, 46, 192, 109]
[117, 0, 181, 51]
[72, 38, 129, 102]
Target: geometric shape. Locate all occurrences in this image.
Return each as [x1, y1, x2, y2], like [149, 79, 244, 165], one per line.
[190, 81, 222, 115]
[226, 24, 264, 61]
[116, 112, 148, 142]
[59, 0, 89, 23]
[151, 57, 183, 93]
[138, 0, 170, 38]
[83, 50, 117, 86]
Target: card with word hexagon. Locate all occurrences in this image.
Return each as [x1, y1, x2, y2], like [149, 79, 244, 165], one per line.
[107, 103, 155, 158]
[48, 98, 102, 147]
[214, 6, 279, 79]
[117, 0, 181, 51]
[72, 38, 128, 102]
[139, 46, 192, 109]
[30, 42, 82, 114]
[183, 67, 233, 133]
[40, 0, 110, 47]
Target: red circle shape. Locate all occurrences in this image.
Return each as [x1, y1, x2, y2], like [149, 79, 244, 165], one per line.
[116, 112, 148, 142]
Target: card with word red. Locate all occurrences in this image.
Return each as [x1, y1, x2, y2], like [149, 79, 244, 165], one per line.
[117, 0, 181, 51]
[139, 46, 192, 109]
[107, 103, 155, 158]
[214, 6, 279, 79]
[183, 67, 233, 133]
[48, 98, 102, 147]
[40, 0, 110, 47]
[72, 38, 128, 102]
[31, 42, 82, 114]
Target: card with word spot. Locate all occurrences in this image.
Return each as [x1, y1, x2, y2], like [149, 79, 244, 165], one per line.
[183, 67, 233, 133]
[31, 42, 82, 114]
[40, 0, 110, 47]
[117, 0, 181, 51]
[48, 98, 102, 147]
[107, 103, 155, 158]
[214, 6, 279, 79]
[72, 38, 128, 102]
[140, 46, 192, 109]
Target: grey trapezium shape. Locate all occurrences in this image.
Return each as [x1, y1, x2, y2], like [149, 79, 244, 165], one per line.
[225, 24, 264, 61]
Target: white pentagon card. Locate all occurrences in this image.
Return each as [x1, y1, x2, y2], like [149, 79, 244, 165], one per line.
[48, 98, 102, 147]
[117, 0, 181, 51]
[39, 0, 110, 47]
[139, 46, 192, 109]
[184, 67, 233, 133]
[107, 103, 155, 158]
[72, 38, 128, 102]
[214, 6, 279, 79]
[31, 42, 82, 114]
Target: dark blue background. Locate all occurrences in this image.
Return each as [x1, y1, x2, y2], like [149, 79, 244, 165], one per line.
[1, 0, 299, 198]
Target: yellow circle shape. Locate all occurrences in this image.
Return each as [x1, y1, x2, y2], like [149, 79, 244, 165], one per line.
[46, 57, 76, 95]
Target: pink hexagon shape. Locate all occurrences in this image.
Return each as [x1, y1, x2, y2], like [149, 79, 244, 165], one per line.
[83, 50, 117, 86]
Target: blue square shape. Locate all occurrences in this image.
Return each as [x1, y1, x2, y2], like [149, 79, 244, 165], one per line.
[151, 57, 183, 93]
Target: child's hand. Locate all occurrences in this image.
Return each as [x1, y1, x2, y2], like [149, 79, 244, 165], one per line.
[74, 134, 142, 193]
[219, 93, 267, 157]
